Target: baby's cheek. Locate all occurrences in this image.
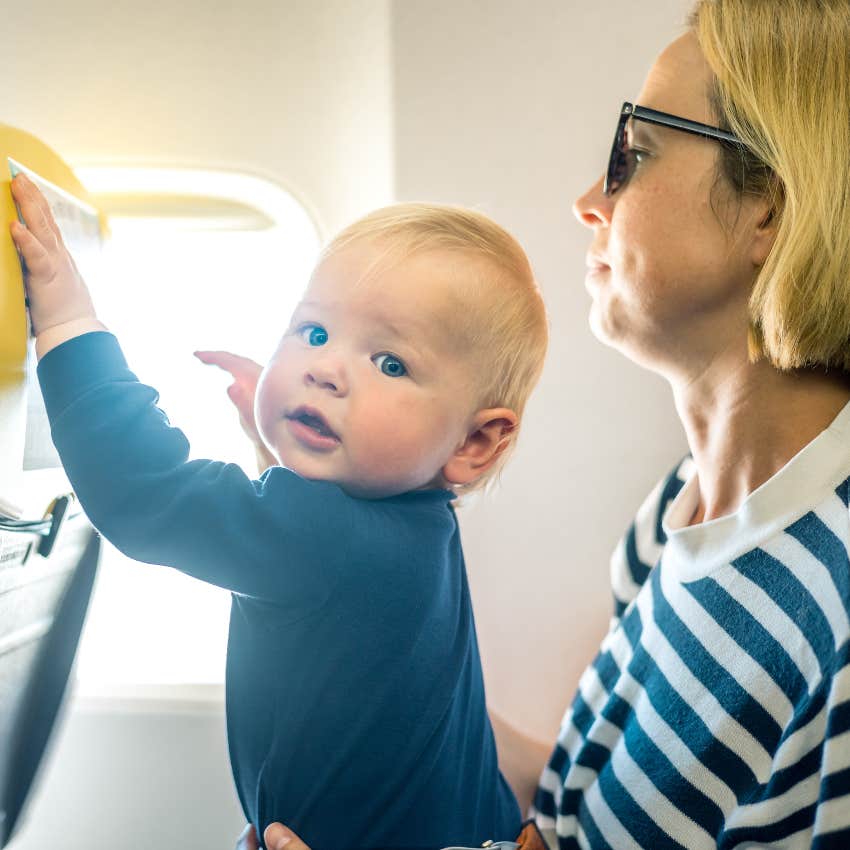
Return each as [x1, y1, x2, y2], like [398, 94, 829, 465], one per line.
[351, 425, 410, 474]
[254, 376, 283, 444]
[372, 424, 445, 484]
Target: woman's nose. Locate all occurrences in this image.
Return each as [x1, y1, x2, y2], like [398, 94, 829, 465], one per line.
[573, 175, 613, 229]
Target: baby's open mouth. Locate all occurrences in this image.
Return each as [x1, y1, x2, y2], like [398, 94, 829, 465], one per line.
[286, 407, 339, 440]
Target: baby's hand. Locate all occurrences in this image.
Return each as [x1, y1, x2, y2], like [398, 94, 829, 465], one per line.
[194, 350, 263, 440]
[195, 349, 277, 473]
[9, 173, 103, 355]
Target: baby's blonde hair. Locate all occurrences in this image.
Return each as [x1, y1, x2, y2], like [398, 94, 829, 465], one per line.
[690, 0, 850, 371]
[318, 203, 549, 496]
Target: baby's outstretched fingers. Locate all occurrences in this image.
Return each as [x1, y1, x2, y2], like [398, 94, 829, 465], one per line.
[9, 174, 72, 289]
[9, 218, 55, 282]
[195, 350, 271, 465]
[8, 174, 101, 347]
[194, 350, 263, 383]
[10, 173, 63, 251]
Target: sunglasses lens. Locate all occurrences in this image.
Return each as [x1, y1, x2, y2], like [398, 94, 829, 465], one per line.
[605, 115, 632, 196]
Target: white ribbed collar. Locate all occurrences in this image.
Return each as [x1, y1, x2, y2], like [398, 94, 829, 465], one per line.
[661, 399, 850, 582]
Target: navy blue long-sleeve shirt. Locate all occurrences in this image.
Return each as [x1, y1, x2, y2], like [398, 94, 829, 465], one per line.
[38, 332, 521, 850]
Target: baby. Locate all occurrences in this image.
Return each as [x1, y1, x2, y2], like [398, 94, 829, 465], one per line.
[10, 173, 548, 850]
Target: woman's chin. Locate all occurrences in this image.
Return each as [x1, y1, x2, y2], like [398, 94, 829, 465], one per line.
[588, 300, 621, 348]
[588, 304, 658, 370]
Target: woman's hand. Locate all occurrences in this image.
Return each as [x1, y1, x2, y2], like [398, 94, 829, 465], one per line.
[9, 173, 106, 357]
[235, 822, 311, 850]
[194, 349, 277, 473]
[264, 822, 310, 849]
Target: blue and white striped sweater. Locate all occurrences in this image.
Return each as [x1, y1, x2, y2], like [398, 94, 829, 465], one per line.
[533, 403, 850, 849]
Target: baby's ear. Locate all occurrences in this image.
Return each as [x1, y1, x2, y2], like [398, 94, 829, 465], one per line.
[442, 408, 518, 487]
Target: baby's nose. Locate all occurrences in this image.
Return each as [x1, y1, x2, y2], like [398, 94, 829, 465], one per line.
[304, 361, 347, 395]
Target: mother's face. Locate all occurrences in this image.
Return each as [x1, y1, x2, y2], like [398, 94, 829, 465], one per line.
[574, 32, 773, 379]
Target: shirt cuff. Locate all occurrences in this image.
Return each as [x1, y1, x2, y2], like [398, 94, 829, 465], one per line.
[37, 331, 135, 420]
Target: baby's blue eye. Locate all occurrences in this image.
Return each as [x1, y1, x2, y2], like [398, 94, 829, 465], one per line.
[373, 353, 407, 378]
[298, 324, 328, 346]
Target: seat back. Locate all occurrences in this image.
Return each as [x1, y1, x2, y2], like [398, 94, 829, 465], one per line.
[0, 517, 99, 847]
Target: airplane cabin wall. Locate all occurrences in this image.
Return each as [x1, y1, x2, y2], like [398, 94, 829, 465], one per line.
[6, 0, 394, 238]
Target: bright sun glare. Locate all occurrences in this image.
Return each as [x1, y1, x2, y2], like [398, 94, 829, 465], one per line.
[72, 170, 319, 687]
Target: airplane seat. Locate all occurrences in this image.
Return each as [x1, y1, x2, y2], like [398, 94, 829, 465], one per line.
[0, 518, 100, 848]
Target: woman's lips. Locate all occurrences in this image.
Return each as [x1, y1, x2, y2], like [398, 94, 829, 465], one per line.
[586, 253, 611, 272]
[585, 260, 611, 293]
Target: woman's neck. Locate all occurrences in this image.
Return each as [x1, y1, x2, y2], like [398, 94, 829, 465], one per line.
[671, 359, 850, 526]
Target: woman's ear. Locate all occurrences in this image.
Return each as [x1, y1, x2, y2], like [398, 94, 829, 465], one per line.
[441, 408, 518, 487]
[750, 184, 782, 267]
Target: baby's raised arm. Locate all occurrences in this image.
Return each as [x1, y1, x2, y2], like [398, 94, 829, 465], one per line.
[8, 175, 353, 604]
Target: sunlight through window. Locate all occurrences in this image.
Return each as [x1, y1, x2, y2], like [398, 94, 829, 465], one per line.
[72, 168, 321, 688]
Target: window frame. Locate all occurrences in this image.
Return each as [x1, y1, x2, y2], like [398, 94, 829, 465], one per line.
[68, 166, 321, 701]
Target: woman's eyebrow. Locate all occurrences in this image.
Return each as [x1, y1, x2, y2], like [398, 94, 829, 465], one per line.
[630, 121, 662, 146]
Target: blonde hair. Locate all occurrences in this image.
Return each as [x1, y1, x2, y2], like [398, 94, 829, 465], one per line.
[318, 203, 549, 496]
[689, 0, 850, 371]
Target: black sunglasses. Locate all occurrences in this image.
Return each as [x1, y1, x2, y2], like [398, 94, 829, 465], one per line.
[604, 101, 745, 196]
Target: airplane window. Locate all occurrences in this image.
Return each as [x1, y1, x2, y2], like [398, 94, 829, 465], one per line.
[70, 168, 321, 689]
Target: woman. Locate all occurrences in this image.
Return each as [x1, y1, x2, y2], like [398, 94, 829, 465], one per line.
[236, 0, 850, 846]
